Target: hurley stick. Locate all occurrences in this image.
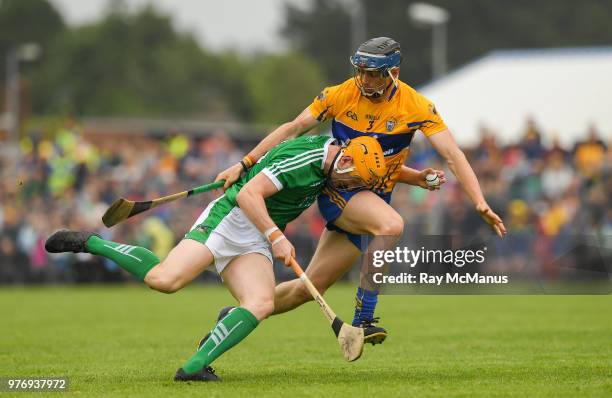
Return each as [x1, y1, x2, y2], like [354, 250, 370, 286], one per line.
[102, 180, 225, 227]
[289, 258, 364, 362]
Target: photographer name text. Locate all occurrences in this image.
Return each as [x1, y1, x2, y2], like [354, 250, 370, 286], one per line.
[373, 272, 509, 285]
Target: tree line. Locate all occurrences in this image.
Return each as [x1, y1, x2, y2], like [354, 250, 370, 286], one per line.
[2, 0, 611, 127]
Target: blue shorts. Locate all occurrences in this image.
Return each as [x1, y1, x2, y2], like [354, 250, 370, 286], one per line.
[317, 188, 392, 251]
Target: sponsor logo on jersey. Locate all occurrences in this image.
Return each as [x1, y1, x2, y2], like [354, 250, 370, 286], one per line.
[299, 195, 317, 207]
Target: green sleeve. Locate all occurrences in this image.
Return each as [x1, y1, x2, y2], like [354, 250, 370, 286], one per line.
[261, 150, 325, 190]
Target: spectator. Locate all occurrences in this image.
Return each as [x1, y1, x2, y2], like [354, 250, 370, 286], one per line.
[0, 116, 610, 284]
[541, 150, 575, 200]
[574, 124, 607, 177]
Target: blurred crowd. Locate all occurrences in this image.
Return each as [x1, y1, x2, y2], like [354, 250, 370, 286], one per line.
[0, 118, 610, 284]
[393, 119, 610, 280]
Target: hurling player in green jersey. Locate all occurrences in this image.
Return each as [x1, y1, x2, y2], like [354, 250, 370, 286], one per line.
[44, 135, 386, 382]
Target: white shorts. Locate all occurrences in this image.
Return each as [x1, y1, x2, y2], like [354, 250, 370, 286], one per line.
[188, 198, 273, 274]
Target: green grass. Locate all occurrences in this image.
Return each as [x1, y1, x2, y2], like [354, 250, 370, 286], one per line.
[1, 285, 611, 397]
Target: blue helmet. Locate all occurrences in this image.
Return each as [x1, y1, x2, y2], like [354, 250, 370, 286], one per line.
[350, 37, 402, 72]
[350, 37, 401, 97]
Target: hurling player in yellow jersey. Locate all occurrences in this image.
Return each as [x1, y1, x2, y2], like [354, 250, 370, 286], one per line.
[216, 37, 506, 345]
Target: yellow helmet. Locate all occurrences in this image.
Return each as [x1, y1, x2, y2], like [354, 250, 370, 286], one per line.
[338, 136, 387, 187]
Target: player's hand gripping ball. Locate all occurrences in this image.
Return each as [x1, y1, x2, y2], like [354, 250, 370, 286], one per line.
[425, 173, 440, 188]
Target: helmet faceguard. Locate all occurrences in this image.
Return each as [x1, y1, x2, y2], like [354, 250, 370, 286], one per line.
[328, 136, 387, 192]
[350, 37, 401, 98]
[351, 66, 393, 98]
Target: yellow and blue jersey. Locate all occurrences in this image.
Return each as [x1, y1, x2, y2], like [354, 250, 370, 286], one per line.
[309, 78, 447, 194]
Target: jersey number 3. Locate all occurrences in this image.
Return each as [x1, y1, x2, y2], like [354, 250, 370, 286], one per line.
[366, 119, 374, 131]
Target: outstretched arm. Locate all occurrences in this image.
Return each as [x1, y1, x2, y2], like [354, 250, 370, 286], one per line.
[427, 129, 507, 237]
[216, 107, 319, 190]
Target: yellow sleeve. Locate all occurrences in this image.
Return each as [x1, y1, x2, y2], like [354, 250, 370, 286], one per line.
[413, 92, 448, 136]
[308, 84, 342, 122]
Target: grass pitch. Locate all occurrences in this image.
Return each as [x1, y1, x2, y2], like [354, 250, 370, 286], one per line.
[1, 285, 610, 397]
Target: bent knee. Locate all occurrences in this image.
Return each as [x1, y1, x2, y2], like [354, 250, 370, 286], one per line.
[371, 213, 404, 236]
[243, 299, 275, 321]
[144, 272, 183, 294]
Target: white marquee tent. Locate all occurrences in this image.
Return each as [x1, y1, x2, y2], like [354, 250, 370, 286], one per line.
[418, 47, 612, 147]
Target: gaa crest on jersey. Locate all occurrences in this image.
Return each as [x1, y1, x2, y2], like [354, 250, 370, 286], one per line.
[317, 90, 326, 101]
[386, 118, 397, 132]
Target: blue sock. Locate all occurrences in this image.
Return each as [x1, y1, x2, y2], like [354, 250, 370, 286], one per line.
[352, 287, 378, 326]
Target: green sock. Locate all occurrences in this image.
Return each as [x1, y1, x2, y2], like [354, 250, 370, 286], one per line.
[85, 235, 159, 281]
[182, 307, 259, 374]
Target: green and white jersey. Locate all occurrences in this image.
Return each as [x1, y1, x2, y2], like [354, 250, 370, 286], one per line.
[210, 135, 334, 231]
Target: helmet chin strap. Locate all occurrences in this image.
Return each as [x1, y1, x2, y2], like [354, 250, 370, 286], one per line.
[387, 68, 399, 88]
[324, 149, 342, 184]
[362, 87, 385, 98]
[325, 149, 342, 189]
